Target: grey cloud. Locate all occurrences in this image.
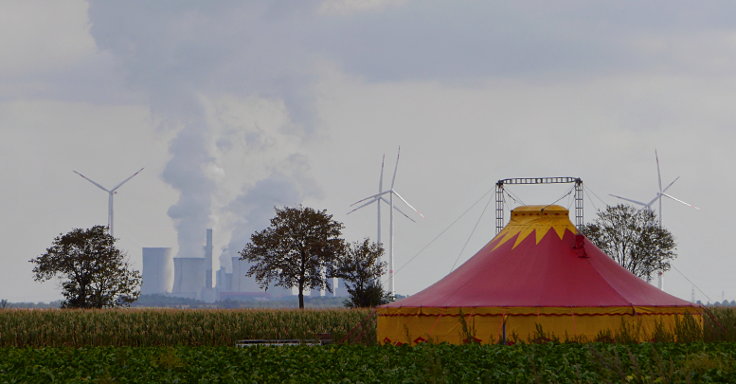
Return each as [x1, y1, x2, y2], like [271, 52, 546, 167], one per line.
[316, 0, 736, 81]
[27, 0, 736, 108]
[88, 1, 320, 111]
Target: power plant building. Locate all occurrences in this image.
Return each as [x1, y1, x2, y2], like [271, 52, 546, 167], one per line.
[172, 257, 207, 298]
[223, 256, 292, 298]
[230, 257, 261, 292]
[141, 247, 173, 295]
[332, 278, 349, 297]
[204, 229, 213, 289]
[144, 228, 295, 302]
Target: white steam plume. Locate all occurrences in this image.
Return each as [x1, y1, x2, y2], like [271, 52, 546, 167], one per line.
[88, 2, 322, 264]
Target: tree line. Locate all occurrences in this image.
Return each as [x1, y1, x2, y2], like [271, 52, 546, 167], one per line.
[239, 206, 390, 309]
[28, 203, 677, 309]
[29, 206, 390, 309]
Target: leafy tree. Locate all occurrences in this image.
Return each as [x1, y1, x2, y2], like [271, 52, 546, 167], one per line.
[239, 206, 346, 309]
[30, 225, 141, 308]
[580, 204, 676, 281]
[329, 239, 391, 308]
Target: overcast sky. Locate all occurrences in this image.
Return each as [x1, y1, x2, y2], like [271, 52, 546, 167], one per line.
[1, 0, 733, 303]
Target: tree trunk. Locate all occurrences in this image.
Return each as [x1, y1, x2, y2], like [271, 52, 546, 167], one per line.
[298, 280, 304, 309]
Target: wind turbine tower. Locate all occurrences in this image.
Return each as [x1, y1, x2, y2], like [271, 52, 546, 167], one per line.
[73, 168, 144, 237]
[348, 154, 386, 245]
[348, 147, 423, 296]
[609, 150, 698, 289]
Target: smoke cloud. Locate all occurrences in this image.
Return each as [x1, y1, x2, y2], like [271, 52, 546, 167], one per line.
[87, 2, 323, 264]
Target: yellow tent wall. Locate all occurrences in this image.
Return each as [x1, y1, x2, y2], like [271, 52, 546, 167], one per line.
[377, 306, 703, 344]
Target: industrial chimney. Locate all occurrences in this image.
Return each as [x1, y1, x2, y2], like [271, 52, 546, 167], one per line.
[204, 228, 213, 289]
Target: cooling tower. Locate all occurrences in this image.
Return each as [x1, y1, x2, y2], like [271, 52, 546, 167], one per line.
[333, 278, 350, 297]
[141, 247, 173, 295]
[230, 256, 292, 297]
[231, 256, 261, 292]
[216, 267, 232, 291]
[172, 257, 206, 297]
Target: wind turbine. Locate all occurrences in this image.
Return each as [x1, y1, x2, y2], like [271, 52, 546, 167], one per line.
[348, 154, 387, 245]
[609, 150, 698, 289]
[73, 168, 144, 237]
[609, 150, 699, 224]
[348, 147, 423, 296]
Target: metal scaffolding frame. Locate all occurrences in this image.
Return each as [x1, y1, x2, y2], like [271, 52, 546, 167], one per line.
[495, 177, 584, 234]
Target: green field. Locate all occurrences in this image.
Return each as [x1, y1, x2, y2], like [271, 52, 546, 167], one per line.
[2, 343, 736, 383]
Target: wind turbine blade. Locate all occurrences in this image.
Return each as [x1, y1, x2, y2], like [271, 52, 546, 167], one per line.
[609, 193, 649, 207]
[350, 191, 390, 207]
[73, 170, 110, 192]
[391, 204, 416, 223]
[655, 149, 663, 193]
[661, 193, 700, 210]
[378, 196, 415, 222]
[661, 176, 680, 193]
[391, 190, 425, 218]
[379, 154, 385, 192]
[391, 146, 400, 189]
[381, 197, 416, 223]
[111, 168, 144, 192]
[346, 198, 378, 215]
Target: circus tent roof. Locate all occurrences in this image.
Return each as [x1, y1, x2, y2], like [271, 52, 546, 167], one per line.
[383, 205, 694, 309]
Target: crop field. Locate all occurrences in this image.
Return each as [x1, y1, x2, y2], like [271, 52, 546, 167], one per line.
[2, 307, 736, 382]
[2, 343, 736, 383]
[0, 308, 375, 347]
[2, 307, 736, 347]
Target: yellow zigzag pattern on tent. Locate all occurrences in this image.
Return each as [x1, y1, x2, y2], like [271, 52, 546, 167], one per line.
[492, 205, 578, 250]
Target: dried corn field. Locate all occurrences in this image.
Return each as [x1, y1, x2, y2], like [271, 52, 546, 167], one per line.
[3, 307, 736, 348]
[0, 308, 375, 347]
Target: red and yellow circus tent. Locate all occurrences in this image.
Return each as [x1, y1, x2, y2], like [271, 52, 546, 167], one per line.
[377, 205, 702, 344]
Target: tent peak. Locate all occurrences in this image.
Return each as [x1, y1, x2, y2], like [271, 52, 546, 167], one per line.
[492, 205, 576, 250]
